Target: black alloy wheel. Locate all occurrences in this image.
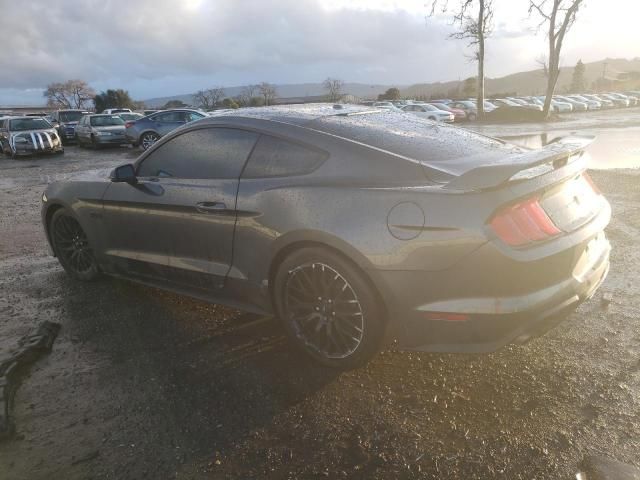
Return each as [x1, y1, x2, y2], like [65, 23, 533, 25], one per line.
[50, 209, 99, 281]
[274, 247, 385, 368]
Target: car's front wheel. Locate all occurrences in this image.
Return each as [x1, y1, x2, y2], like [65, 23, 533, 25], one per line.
[50, 209, 99, 281]
[273, 247, 386, 368]
[140, 132, 160, 150]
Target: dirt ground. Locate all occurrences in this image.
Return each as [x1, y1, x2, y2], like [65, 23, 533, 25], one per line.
[0, 113, 639, 479]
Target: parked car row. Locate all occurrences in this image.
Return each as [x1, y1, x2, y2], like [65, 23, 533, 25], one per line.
[0, 107, 211, 158]
[364, 90, 640, 122]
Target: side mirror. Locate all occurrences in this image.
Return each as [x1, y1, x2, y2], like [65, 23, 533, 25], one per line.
[110, 164, 137, 184]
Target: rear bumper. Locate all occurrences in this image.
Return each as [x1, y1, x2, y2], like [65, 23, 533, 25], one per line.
[383, 227, 610, 353]
[124, 130, 140, 145]
[94, 135, 126, 145]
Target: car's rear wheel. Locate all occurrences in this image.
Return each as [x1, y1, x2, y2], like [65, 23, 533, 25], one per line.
[50, 209, 99, 281]
[273, 247, 385, 368]
[468, 112, 477, 121]
[140, 132, 160, 150]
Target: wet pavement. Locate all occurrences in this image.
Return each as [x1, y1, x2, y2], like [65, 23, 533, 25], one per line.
[0, 111, 639, 478]
[468, 106, 640, 170]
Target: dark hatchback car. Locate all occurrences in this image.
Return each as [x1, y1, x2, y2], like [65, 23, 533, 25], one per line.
[41, 105, 611, 367]
[124, 108, 206, 150]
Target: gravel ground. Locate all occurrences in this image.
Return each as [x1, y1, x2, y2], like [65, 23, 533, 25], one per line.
[0, 116, 639, 479]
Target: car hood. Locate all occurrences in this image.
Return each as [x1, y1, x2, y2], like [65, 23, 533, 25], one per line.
[12, 128, 58, 136]
[60, 121, 79, 126]
[54, 167, 113, 183]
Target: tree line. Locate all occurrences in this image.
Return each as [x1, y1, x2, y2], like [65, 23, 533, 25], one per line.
[43, 80, 281, 112]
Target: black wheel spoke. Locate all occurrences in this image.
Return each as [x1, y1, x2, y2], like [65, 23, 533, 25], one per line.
[284, 262, 364, 360]
[53, 214, 96, 276]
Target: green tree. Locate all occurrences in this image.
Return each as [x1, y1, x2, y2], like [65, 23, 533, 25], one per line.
[249, 96, 265, 107]
[221, 98, 239, 109]
[378, 87, 401, 101]
[571, 59, 586, 92]
[162, 100, 188, 109]
[462, 77, 477, 97]
[93, 89, 135, 113]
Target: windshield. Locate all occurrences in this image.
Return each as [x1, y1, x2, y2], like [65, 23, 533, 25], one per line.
[9, 118, 52, 131]
[59, 111, 84, 122]
[90, 115, 125, 126]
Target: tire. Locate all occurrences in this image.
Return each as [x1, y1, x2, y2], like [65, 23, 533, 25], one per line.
[140, 132, 160, 151]
[90, 135, 101, 149]
[467, 112, 477, 121]
[428, 116, 437, 121]
[273, 247, 386, 368]
[49, 209, 100, 281]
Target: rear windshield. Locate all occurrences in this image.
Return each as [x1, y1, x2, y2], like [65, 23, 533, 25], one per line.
[306, 111, 516, 177]
[90, 115, 125, 126]
[59, 111, 84, 122]
[9, 118, 52, 131]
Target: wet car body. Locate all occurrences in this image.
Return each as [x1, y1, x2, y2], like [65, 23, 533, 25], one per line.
[124, 108, 207, 150]
[0, 116, 64, 157]
[75, 114, 127, 147]
[41, 105, 611, 364]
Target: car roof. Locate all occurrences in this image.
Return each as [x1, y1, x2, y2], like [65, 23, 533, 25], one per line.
[198, 104, 385, 126]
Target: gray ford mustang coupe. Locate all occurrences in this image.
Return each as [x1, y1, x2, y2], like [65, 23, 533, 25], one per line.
[41, 104, 611, 367]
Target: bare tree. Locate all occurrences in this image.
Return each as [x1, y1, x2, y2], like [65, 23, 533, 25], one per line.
[322, 77, 344, 102]
[238, 84, 259, 106]
[44, 80, 95, 109]
[193, 87, 226, 110]
[258, 82, 277, 106]
[430, 0, 494, 120]
[535, 54, 549, 78]
[529, 0, 585, 118]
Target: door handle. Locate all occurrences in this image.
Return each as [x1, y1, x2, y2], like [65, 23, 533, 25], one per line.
[196, 201, 227, 213]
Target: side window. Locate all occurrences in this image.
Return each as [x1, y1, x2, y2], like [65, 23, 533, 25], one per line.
[242, 135, 328, 179]
[154, 112, 182, 122]
[186, 112, 204, 122]
[137, 128, 258, 180]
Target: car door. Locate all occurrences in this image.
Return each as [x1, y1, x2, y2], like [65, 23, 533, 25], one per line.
[75, 116, 88, 141]
[101, 126, 259, 292]
[151, 111, 187, 136]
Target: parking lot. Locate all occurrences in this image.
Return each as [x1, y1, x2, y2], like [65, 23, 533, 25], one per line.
[0, 110, 639, 479]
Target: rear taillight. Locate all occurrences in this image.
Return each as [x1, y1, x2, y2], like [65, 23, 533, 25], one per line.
[490, 197, 561, 247]
[125, 121, 135, 128]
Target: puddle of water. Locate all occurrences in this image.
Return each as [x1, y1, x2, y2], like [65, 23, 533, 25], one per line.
[501, 127, 640, 170]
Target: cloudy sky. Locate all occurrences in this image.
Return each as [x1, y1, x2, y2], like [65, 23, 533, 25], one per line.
[0, 0, 637, 105]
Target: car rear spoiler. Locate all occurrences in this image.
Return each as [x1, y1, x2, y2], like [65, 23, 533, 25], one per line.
[443, 135, 595, 191]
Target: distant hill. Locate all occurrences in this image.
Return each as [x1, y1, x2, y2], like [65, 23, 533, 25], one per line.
[403, 57, 640, 98]
[143, 57, 640, 107]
